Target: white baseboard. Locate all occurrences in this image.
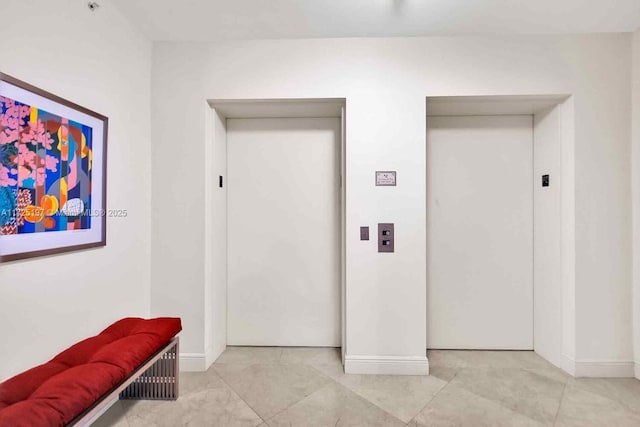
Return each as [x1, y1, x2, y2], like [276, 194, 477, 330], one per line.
[344, 355, 429, 375]
[209, 343, 226, 366]
[565, 357, 635, 378]
[204, 346, 217, 370]
[181, 346, 223, 372]
[180, 353, 208, 372]
[560, 354, 577, 376]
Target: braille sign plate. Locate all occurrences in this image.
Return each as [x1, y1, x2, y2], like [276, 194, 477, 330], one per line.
[376, 171, 397, 186]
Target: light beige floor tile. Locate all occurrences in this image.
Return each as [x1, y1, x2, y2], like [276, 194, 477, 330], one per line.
[513, 354, 571, 384]
[429, 366, 458, 383]
[123, 387, 262, 427]
[98, 349, 640, 427]
[214, 363, 332, 419]
[279, 347, 342, 366]
[336, 373, 447, 423]
[314, 355, 450, 384]
[428, 350, 570, 385]
[215, 346, 283, 364]
[92, 401, 130, 427]
[450, 368, 565, 424]
[179, 367, 230, 396]
[409, 383, 544, 427]
[555, 384, 640, 427]
[266, 382, 405, 427]
[427, 350, 545, 370]
[427, 350, 518, 369]
[568, 377, 640, 413]
[426, 350, 463, 369]
[185, 389, 264, 427]
[125, 415, 157, 427]
[309, 361, 346, 381]
[121, 370, 263, 427]
[522, 364, 571, 385]
[281, 347, 345, 382]
[426, 350, 469, 369]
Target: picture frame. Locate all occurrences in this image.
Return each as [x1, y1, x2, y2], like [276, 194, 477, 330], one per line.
[0, 73, 108, 262]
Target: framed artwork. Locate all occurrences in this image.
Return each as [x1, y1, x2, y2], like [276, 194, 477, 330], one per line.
[0, 73, 108, 262]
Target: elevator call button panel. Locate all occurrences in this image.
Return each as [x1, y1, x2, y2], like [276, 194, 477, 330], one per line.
[378, 223, 395, 253]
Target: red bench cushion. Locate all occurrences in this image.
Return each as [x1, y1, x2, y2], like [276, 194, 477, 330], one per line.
[0, 317, 181, 427]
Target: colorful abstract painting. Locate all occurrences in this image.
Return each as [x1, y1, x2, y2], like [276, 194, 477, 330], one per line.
[0, 94, 93, 236]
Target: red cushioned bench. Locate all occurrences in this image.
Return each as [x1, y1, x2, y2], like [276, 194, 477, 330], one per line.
[0, 317, 182, 427]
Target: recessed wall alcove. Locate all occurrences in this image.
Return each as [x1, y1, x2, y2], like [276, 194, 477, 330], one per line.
[425, 95, 576, 374]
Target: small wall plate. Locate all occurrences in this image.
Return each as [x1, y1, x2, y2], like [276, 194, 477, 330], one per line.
[360, 226, 370, 241]
[378, 223, 394, 253]
[376, 171, 396, 186]
[542, 174, 550, 187]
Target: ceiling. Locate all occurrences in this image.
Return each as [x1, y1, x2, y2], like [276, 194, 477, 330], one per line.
[110, 0, 640, 41]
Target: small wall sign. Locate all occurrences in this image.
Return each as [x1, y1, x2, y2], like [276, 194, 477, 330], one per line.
[376, 171, 397, 186]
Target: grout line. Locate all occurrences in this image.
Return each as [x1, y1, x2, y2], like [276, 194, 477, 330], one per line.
[568, 380, 640, 415]
[552, 381, 569, 426]
[293, 361, 406, 425]
[407, 368, 460, 425]
[449, 365, 560, 425]
[210, 364, 268, 424]
[306, 363, 341, 381]
[216, 352, 345, 424]
[330, 380, 407, 425]
[262, 380, 338, 424]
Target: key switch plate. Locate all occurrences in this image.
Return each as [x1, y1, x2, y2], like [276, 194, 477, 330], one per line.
[360, 226, 370, 241]
[378, 223, 394, 253]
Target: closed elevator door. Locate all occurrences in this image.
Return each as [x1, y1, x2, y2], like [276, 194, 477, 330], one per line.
[427, 115, 533, 349]
[227, 117, 341, 347]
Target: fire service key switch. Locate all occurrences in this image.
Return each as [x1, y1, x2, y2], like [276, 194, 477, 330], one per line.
[378, 223, 394, 253]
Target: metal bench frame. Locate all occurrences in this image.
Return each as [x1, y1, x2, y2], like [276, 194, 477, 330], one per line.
[69, 336, 179, 426]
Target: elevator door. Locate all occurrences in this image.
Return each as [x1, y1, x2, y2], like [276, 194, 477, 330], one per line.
[427, 115, 533, 349]
[227, 117, 341, 346]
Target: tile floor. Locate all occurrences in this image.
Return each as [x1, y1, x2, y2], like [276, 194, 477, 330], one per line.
[95, 348, 640, 426]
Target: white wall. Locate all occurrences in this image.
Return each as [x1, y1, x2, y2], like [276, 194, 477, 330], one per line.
[151, 34, 633, 375]
[0, 0, 152, 380]
[633, 28, 640, 380]
[573, 39, 632, 375]
[534, 106, 564, 369]
[557, 98, 578, 375]
[205, 110, 228, 366]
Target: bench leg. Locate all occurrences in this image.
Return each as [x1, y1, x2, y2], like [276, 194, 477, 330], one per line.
[119, 339, 179, 400]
